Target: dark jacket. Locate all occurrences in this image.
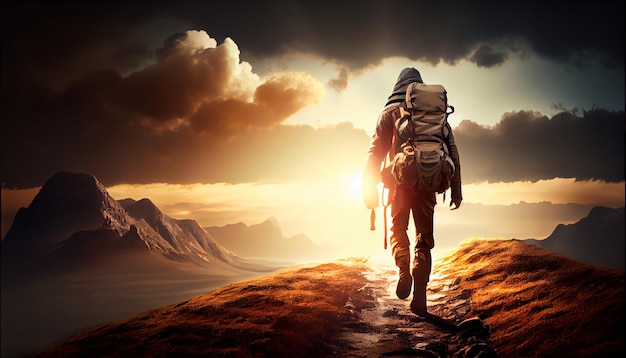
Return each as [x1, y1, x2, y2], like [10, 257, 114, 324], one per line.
[362, 68, 462, 208]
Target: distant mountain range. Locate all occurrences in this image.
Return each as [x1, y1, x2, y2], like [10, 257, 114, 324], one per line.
[205, 217, 330, 262]
[525, 206, 625, 270]
[1, 171, 268, 283]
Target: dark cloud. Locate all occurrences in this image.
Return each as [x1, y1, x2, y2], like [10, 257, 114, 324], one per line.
[454, 109, 625, 183]
[165, 0, 624, 70]
[469, 44, 509, 68]
[1, 1, 157, 91]
[2, 1, 623, 92]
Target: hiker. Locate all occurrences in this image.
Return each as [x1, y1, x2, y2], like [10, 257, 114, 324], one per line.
[362, 67, 462, 316]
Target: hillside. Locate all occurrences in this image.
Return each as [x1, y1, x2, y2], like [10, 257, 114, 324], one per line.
[437, 238, 624, 357]
[38, 239, 625, 357]
[525, 206, 625, 269]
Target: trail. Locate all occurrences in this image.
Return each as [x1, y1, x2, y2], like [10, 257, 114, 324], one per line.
[335, 258, 497, 357]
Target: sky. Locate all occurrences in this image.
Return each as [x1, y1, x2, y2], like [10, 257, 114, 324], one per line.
[1, 0, 624, 261]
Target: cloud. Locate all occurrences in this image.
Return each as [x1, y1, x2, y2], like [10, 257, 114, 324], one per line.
[469, 44, 510, 68]
[454, 109, 625, 183]
[328, 68, 349, 92]
[2, 30, 623, 190]
[462, 178, 625, 207]
[0, 2, 158, 92]
[121, 32, 265, 131]
[2, 1, 622, 95]
[0, 31, 335, 188]
[180, 0, 624, 70]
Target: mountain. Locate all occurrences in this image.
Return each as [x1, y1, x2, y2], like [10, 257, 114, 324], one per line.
[206, 217, 331, 261]
[121, 197, 240, 266]
[1, 171, 132, 276]
[38, 239, 625, 357]
[1, 171, 272, 282]
[525, 206, 625, 269]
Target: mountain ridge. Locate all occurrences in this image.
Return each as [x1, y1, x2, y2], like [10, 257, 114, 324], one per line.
[206, 217, 331, 261]
[525, 205, 625, 269]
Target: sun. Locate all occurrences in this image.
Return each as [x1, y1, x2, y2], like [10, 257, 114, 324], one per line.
[343, 171, 363, 201]
[343, 171, 389, 206]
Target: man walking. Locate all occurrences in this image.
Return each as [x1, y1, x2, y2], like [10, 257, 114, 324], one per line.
[362, 67, 462, 315]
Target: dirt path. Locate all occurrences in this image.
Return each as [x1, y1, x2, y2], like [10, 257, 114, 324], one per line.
[335, 258, 496, 357]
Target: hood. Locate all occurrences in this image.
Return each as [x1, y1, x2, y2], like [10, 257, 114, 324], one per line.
[385, 67, 423, 106]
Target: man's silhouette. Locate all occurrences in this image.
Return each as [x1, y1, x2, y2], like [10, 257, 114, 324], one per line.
[362, 67, 462, 315]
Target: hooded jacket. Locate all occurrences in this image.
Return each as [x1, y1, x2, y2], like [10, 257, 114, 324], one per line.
[385, 67, 423, 106]
[362, 67, 462, 208]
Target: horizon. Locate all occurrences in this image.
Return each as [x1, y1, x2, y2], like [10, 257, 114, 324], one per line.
[2, 173, 624, 265]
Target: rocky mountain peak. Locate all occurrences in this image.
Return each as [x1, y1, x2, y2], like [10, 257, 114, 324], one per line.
[124, 198, 163, 225]
[26, 171, 130, 234]
[2, 172, 130, 250]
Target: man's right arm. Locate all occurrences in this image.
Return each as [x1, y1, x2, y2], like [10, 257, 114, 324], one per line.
[362, 109, 395, 209]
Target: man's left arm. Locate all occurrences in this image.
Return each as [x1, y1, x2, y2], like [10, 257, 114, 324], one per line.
[445, 123, 462, 209]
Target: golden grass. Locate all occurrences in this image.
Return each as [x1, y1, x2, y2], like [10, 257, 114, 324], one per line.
[38, 240, 624, 357]
[38, 260, 374, 357]
[437, 238, 625, 357]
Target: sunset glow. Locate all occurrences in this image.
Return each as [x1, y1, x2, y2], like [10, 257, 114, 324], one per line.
[4, 175, 622, 264]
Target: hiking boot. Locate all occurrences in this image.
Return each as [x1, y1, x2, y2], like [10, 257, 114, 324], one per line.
[396, 264, 412, 299]
[410, 280, 427, 316]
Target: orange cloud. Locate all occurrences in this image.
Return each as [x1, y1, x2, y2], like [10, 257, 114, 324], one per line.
[121, 31, 323, 136]
[0, 30, 333, 188]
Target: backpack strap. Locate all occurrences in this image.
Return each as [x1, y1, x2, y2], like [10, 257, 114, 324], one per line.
[405, 82, 418, 109]
[396, 106, 415, 143]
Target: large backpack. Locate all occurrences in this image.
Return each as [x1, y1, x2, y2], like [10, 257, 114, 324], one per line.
[390, 82, 455, 193]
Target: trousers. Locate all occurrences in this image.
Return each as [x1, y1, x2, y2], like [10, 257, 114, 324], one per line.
[389, 185, 437, 283]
